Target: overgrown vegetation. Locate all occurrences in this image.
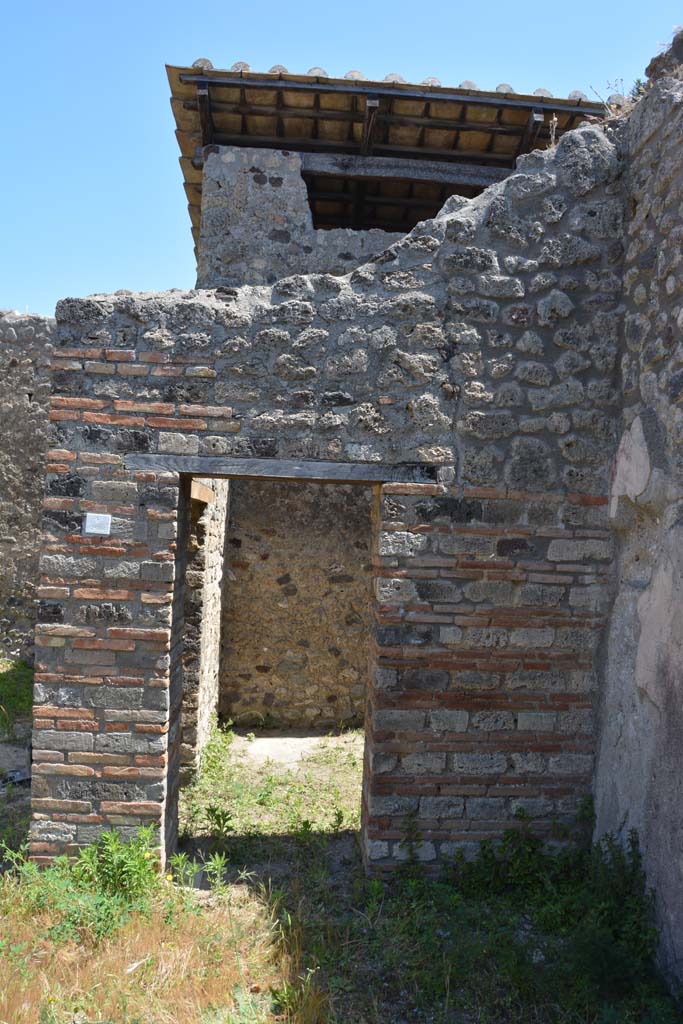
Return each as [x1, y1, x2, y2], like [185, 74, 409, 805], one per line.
[179, 721, 361, 859]
[0, 828, 286, 1023]
[175, 722, 679, 1024]
[0, 657, 33, 738]
[0, 717, 679, 1023]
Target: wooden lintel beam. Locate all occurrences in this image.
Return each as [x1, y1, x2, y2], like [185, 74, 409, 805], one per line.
[301, 152, 510, 188]
[190, 479, 216, 504]
[124, 454, 439, 484]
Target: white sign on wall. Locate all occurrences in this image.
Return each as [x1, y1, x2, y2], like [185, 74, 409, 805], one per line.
[83, 513, 112, 536]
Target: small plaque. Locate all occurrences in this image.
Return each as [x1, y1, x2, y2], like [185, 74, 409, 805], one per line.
[83, 513, 112, 537]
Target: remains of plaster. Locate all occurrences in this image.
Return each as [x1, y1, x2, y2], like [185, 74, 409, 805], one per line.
[594, 62, 683, 984]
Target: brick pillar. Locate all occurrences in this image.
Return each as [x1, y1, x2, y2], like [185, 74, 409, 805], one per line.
[363, 482, 607, 871]
[30, 452, 181, 864]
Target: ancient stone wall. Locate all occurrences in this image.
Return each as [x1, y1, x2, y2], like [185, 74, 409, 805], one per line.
[29, 120, 625, 869]
[0, 312, 54, 657]
[198, 147, 403, 288]
[220, 479, 372, 728]
[594, 73, 683, 984]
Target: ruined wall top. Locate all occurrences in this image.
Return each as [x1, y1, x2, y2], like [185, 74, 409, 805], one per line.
[53, 123, 625, 504]
[197, 147, 403, 288]
[645, 28, 683, 83]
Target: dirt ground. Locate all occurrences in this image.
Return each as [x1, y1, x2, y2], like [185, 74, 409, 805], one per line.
[229, 728, 364, 768]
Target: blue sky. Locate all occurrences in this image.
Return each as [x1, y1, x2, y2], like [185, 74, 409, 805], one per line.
[1, 1, 680, 316]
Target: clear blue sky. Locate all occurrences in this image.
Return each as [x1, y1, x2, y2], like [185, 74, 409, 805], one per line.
[1, 1, 680, 316]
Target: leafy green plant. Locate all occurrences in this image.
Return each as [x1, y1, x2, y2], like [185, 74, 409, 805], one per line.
[71, 825, 159, 901]
[204, 851, 229, 894]
[330, 808, 344, 831]
[1, 827, 160, 944]
[206, 805, 235, 847]
[168, 849, 201, 888]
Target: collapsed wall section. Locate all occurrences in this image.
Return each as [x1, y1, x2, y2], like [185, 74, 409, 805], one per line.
[594, 74, 683, 984]
[0, 312, 54, 657]
[30, 120, 624, 870]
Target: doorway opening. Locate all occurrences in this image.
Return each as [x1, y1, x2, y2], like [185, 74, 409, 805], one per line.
[172, 472, 375, 885]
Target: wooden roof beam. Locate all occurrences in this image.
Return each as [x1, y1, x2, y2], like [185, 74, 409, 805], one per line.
[361, 96, 379, 155]
[204, 133, 514, 165]
[514, 109, 545, 161]
[185, 97, 539, 136]
[196, 84, 214, 146]
[301, 152, 510, 189]
[308, 188, 446, 210]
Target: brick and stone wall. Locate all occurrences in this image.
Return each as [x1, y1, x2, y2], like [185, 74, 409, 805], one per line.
[180, 478, 229, 779]
[366, 482, 606, 867]
[0, 312, 54, 657]
[29, 118, 625, 869]
[594, 63, 683, 983]
[220, 478, 373, 728]
[198, 147, 403, 288]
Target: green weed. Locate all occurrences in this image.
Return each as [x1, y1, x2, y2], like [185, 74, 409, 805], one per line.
[1, 826, 160, 943]
[178, 721, 362, 858]
[174, 721, 680, 1022]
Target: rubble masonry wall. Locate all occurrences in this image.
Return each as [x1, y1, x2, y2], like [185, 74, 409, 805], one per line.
[594, 76, 683, 984]
[0, 312, 54, 658]
[30, 121, 624, 875]
[198, 147, 403, 288]
[220, 479, 373, 728]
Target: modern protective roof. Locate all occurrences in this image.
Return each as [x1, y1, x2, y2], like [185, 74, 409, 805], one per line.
[167, 61, 607, 251]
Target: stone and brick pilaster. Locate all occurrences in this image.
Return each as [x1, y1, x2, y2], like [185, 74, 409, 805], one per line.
[363, 482, 609, 870]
